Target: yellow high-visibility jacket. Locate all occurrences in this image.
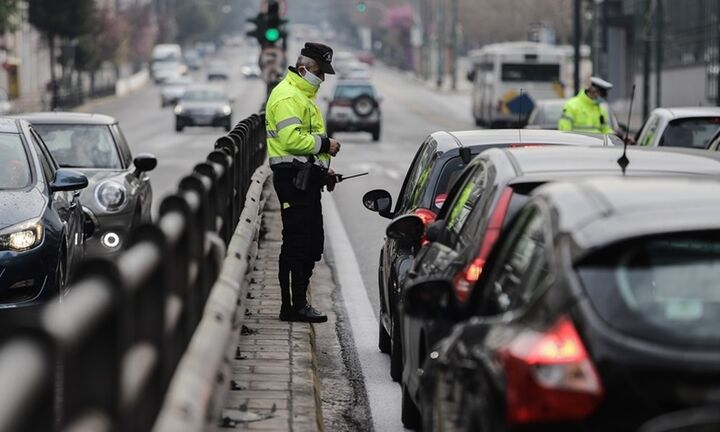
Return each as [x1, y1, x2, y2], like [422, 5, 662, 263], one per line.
[266, 68, 331, 168]
[558, 91, 613, 135]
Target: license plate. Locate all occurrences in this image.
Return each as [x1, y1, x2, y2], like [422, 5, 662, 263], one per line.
[194, 116, 214, 125]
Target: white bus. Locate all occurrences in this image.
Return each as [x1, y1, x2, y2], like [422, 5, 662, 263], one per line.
[467, 42, 567, 128]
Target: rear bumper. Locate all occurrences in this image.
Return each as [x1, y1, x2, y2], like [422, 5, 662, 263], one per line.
[176, 114, 231, 127]
[327, 119, 380, 132]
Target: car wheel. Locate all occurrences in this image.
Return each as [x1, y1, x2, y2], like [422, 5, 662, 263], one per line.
[402, 382, 421, 429]
[371, 126, 380, 142]
[475, 117, 484, 127]
[224, 119, 232, 132]
[390, 314, 402, 382]
[175, 119, 184, 132]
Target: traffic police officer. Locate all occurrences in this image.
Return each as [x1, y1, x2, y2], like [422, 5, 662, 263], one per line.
[265, 42, 340, 323]
[558, 77, 614, 134]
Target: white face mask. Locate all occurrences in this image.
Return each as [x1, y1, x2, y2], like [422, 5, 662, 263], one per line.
[301, 67, 323, 88]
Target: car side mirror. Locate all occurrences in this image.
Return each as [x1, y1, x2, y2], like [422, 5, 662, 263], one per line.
[50, 169, 88, 193]
[362, 189, 393, 218]
[133, 153, 157, 173]
[402, 277, 458, 320]
[426, 219, 446, 243]
[386, 214, 424, 244]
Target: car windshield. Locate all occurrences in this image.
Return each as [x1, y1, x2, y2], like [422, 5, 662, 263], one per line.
[34, 124, 122, 169]
[659, 117, 720, 149]
[577, 232, 720, 347]
[0, 133, 31, 189]
[182, 89, 226, 101]
[501, 63, 560, 82]
[334, 85, 374, 100]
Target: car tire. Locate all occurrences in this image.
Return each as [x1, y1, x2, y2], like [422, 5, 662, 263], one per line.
[378, 319, 391, 353]
[175, 119, 184, 132]
[390, 315, 402, 382]
[371, 126, 380, 142]
[402, 382, 421, 430]
[475, 117, 484, 127]
[224, 119, 232, 132]
[352, 94, 378, 118]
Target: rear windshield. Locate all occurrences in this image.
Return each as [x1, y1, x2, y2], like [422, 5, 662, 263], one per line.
[183, 89, 226, 101]
[0, 133, 31, 189]
[659, 117, 720, 149]
[501, 63, 560, 82]
[577, 233, 720, 347]
[334, 85, 374, 100]
[34, 124, 122, 169]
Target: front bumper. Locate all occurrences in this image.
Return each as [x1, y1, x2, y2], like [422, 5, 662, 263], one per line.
[176, 113, 231, 127]
[327, 119, 380, 132]
[84, 208, 134, 258]
[0, 243, 58, 309]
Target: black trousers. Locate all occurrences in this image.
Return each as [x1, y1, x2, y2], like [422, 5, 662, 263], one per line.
[271, 165, 325, 313]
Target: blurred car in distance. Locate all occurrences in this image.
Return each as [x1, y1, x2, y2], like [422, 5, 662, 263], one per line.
[357, 51, 375, 66]
[404, 176, 720, 431]
[636, 107, 720, 148]
[325, 80, 382, 141]
[152, 61, 186, 84]
[160, 76, 193, 108]
[207, 60, 230, 81]
[183, 50, 203, 71]
[174, 85, 233, 132]
[240, 63, 261, 79]
[0, 118, 88, 309]
[24, 113, 156, 258]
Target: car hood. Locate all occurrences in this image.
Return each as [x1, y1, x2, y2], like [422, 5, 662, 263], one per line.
[73, 169, 130, 204]
[0, 188, 45, 229]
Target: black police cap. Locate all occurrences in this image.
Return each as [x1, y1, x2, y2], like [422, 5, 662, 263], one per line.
[301, 42, 335, 75]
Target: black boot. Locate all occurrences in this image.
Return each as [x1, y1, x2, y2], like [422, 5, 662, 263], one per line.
[288, 304, 327, 323]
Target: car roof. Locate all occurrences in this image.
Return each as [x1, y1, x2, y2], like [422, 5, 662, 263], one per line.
[447, 129, 615, 148]
[534, 176, 720, 259]
[0, 118, 21, 133]
[651, 107, 720, 118]
[500, 146, 720, 176]
[13, 112, 117, 125]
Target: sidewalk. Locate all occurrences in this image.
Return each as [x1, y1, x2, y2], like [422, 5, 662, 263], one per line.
[217, 189, 326, 432]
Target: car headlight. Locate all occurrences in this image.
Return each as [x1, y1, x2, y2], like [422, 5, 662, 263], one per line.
[174, 104, 184, 115]
[0, 220, 43, 252]
[95, 181, 127, 212]
[220, 105, 232, 116]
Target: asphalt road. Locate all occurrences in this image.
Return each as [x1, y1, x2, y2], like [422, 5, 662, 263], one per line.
[80, 44, 474, 431]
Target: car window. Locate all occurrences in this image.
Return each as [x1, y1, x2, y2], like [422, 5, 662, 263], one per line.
[637, 115, 660, 147]
[333, 85, 374, 99]
[29, 130, 57, 179]
[659, 117, 720, 149]
[34, 124, 122, 169]
[578, 232, 720, 347]
[479, 207, 549, 315]
[110, 124, 132, 167]
[444, 162, 488, 249]
[0, 133, 32, 189]
[431, 156, 468, 211]
[397, 139, 437, 212]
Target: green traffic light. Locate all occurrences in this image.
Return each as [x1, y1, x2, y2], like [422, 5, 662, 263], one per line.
[265, 28, 280, 42]
[357, 2, 367, 12]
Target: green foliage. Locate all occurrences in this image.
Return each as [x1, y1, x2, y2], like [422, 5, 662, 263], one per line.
[175, 0, 216, 44]
[0, 0, 20, 34]
[28, 0, 95, 39]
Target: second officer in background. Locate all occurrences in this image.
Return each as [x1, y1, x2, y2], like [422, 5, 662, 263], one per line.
[265, 42, 340, 323]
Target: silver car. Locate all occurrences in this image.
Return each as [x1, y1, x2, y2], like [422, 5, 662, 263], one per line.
[20, 113, 156, 257]
[160, 76, 193, 107]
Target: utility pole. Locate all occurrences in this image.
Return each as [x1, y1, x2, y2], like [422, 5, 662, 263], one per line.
[655, 0, 663, 108]
[592, 0, 603, 75]
[573, 0, 582, 94]
[449, 0, 458, 90]
[436, 0, 445, 89]
[642, 0, 654, 120]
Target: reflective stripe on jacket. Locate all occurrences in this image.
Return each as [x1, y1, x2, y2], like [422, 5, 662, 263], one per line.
[558, 90, 613, 135]
[266, 68, 331, 168]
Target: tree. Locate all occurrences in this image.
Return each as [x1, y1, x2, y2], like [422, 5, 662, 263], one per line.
[122, 4, 157, 69]
[175, 0, 215, 45]
[0, 0, 20, 34]
[27, 0, 96, 107]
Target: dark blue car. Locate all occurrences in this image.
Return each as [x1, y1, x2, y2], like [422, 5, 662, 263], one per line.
[0, 118, 89, 308]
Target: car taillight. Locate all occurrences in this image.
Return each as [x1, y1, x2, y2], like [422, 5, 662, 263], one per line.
[434, 193, 447, 208]
[414, 208, 437, 246]
[452, 187, 513, 302]
[499, 316, 603, 424]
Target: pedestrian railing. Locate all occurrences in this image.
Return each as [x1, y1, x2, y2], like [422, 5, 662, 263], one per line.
[0, 113, 268, 432]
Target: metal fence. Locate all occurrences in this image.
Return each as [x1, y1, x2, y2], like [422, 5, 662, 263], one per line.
[0, 113, 267, 432]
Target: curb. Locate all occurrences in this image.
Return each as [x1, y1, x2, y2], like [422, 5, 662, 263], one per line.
[308, 325, 325, 432]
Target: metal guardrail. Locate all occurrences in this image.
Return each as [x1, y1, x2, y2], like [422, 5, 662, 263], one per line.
[0, 113, 267, 432]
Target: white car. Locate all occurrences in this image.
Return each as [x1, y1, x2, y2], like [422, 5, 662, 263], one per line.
[160, 76, 193, 107]
[636, 107, 720, 149]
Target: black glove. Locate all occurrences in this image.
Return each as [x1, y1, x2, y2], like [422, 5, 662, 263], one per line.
[325, 173, 338, 192]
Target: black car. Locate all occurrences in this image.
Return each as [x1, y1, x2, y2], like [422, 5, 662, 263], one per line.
[0, 118, 89, 308]
[362, 130, 616, 382]
[403, 176, 720, 431]
[21, 113, 156, 257]
[174, 85, 233, 132]
[383, 145, 720, 429]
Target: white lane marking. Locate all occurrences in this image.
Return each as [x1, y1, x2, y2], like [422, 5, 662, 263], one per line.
[323, 194, 405, 432]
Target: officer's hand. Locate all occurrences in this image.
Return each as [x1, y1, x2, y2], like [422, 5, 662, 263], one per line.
[329, 139, 341, 156]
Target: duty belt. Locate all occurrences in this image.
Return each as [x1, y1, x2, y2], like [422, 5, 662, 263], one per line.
[269, 155, 329, 168]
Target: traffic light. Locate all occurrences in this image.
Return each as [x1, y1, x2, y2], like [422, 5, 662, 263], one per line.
[357, 1, 367, 13]
[265, 1, 287, 44]
[246, 13, 267, 43]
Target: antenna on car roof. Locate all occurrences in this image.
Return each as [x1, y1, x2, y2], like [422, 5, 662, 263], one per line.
[518, 88, 524, 145]
[617, 84, 636, 175]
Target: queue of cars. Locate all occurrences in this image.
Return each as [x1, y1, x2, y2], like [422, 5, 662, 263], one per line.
[0, 113, 155, 309]
[364, 127, 720, 431]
